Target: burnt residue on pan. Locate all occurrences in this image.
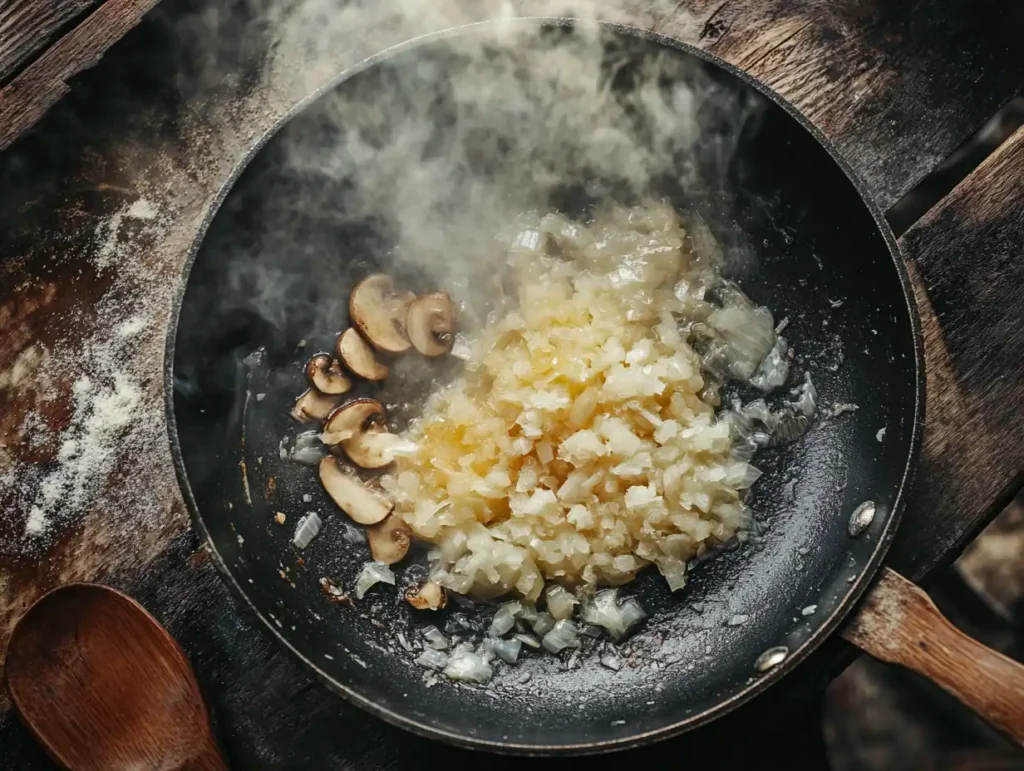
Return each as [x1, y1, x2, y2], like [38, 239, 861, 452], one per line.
[167, 21, 920, 753]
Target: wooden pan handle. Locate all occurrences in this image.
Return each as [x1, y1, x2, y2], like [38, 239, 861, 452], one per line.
[842, 567, 1024, 746]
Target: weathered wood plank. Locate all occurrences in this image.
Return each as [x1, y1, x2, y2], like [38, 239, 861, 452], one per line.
[674, 0, 1024, 210]
[0, 0, 94, 84]
[892, 125, 1024, 580]
[0, 0, 158, 150]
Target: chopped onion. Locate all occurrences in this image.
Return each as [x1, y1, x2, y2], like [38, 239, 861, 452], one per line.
[416, 649, 449, 672]
[789, 372, 818, 417]
[544, 585, 577, 620]
[599, 652, 622, 671]
[484, 637, 523, 664]
[515, 633, 542, 650]
[582, 590, 647, 641]
[355, 561, 395, 599]
[541, 620, 580, 653]
[451, 333, 474, 361]
[707, 295, 775, 381]
[749, 336, 790, 392]
[422, 626, 449, 650]
[656, 558, 688, 592]
[289, 431, 326, 466]
[619, 599, 647, 635]
[727, 613, 750, 627]
[443, 648, 494, 684]
[489, 601, 522, 637]
[292, 512, 322, 550]
[531, 612, 556, 637]
[773, 412, 810, 444]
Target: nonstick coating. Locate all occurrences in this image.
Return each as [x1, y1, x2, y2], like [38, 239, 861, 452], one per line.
[168, 21, 921, 753]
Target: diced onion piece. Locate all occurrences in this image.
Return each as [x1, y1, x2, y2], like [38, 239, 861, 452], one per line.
[581, 590, 648, 641]
[443, 649, 494, 684]
[531, 612, 556, 637]
[289, 431, 326, 466]
[707, 298, 775, 381]
[292, 513, 322, 550]
[600, 652, 622, 671]
[541, 620, 580, 653]
[416, 649, 449, 671]
[515, 633, 542, 650]
[485, 637, 523, 664]
[790, 372, 818, 417]
[544, 585, 578, 620]
[422, 626, 449, 650]
[749, 336, 790, 392]
[355, 561, 395, 599]
[489, 601, 522, 637]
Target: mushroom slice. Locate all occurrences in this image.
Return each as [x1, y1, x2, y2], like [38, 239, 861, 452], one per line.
[406, 292, 456, 357]
[306, 353, 352, 395]
[349, 274, 414, 354]
[366, 514, 412, 564]
[322, 399, 386, 447]
[337, 328, 388, 381]
[318, 456, 393, 525]
[291, 389, 342, 423]
[405, 581, 447, 611]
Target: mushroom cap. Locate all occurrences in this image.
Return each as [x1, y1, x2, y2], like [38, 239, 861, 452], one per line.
[291, 389, 342, 422]
[349, 274, 414, 354]
[366, 514, 412, 564]
[306, 353, 352, 395]
[406, 292, 456, 357]
[318, 456, 393, 525]
[322, 399, 386, 445]
[337, 328, 389, 381]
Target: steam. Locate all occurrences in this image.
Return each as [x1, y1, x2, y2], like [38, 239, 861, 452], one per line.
[178, 0, 764, 362]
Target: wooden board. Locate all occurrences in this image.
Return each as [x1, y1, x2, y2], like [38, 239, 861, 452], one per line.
[1, 0, 1024, 766]
[892, 125, 1024, 579]
[0, 0, 159, 150]
[0, 0, 94, 83]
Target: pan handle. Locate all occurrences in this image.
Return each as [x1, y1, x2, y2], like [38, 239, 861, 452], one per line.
[842, 567, 1024, 746]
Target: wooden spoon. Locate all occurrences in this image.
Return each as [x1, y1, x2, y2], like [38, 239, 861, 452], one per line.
[5, 583, 228, 771]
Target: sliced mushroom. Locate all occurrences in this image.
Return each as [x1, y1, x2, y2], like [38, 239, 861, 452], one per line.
[405, 581, 447, 611]
[318, 456, 393, 525]
[406, 292, 456, 357]
[322, 399, 386, 446]
[350, 274, 415, 354]
[337, 328, 388, 381]
[291, 389, 342, 423]
[306, 353, 352, 395]
[366, 514, 412, 564]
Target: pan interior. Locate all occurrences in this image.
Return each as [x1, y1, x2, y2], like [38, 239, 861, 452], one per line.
[170, 22, 919, 751]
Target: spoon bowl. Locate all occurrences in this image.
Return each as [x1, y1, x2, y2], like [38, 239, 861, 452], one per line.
[5, 583, 227, 771]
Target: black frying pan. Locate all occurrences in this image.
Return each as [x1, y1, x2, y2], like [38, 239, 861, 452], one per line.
[167, 20, 923, 753]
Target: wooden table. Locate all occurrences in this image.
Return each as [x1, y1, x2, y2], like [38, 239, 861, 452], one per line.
[2, 1, 1024, 767]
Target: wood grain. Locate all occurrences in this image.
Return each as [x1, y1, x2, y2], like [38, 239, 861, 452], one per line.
[6, 584, 227, 770]
[893, 124, 1024, 580]
[843, 569, 1024, 745]
[0, 0, 158, 150]
[0, 0, 95, 84]
[654, 0, 1024, 209]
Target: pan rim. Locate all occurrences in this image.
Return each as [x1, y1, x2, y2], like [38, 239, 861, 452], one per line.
[164, 16, 925, 756]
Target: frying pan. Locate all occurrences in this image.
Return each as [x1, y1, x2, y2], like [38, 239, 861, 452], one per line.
[166, 20, 1021, 754]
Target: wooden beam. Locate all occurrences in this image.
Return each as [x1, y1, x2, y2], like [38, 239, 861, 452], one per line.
[0, 0, 158, 150]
